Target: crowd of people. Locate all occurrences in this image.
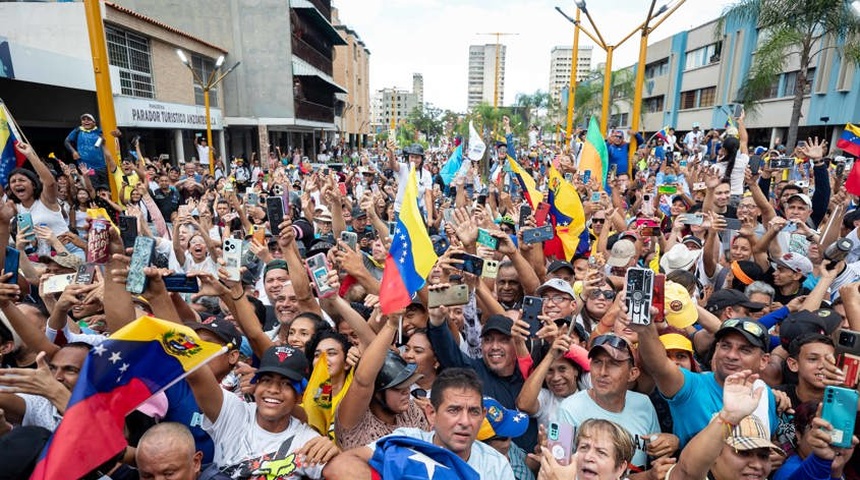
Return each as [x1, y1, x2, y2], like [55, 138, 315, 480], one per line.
[0, 108, 859, 480]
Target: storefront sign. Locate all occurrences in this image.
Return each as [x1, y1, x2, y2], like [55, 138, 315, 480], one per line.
[114, 96, 223, 130]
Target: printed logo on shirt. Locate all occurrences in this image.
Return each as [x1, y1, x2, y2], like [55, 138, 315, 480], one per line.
[228, 437, 305, 480]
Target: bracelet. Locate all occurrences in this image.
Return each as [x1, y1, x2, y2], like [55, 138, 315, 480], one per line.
[716, 411, 737, 436]
[231, 291, 245, 301]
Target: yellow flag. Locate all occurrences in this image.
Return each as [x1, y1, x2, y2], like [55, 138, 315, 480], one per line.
[302, 351, 354, 440]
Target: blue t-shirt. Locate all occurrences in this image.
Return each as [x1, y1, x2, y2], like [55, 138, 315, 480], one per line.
[662, 369, 777, 447]
[164, 380, 215, 464]
[65, 127, 105, 170]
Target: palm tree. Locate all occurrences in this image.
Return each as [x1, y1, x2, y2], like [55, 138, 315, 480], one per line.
[573, 68, 635, 126]
[717, 0, 860, 150]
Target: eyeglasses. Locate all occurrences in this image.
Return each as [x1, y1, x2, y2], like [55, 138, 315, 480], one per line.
[721, 318, 765, 339]
[542, 294, 574, 305]
[590, 289, 617, 300]
[591, 334, 633, 356]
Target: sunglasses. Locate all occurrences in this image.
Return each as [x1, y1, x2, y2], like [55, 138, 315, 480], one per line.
[590, 289, 616, 300]
[591, 334, 633, 356]
[592, 218, 606, 224]
[722, 318, 765, 339]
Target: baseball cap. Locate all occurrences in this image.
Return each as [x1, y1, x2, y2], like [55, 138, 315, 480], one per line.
[773, 252, 813, 276]
[481, 314, 514, 337]
[607, 239, 637, 267]
[659, 244, 701, 274]
[692, 122, 701, 129]
[660, 333, 693, 353]
[724, 415, 784, 455]
[681, 235, 703, 249]
[562, 344, 591, 372]
[715, 318, 770, 352]
[376, 350, 422, 391]
[477, 397, 530, 441]
[187, 317, 242, 350]
[547, 260, 575, 275]
[786, 193, 812, 209]
[351, 207, 368, 219]
[535, 278, 576, 299]
[664, 281, 698, 328]
[80, 113, 96, 121]
[315, 206, 332, 223]
[264, 259, 288, 277]
[706, 289, 765, 314]
[588, 334, 633, 362]
[252, 345, 308, 385]
[620, 230, 641, 242]
[779, 309, 842, 349]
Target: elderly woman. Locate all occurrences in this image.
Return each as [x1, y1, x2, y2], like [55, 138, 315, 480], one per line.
[533, 418, 635, 480]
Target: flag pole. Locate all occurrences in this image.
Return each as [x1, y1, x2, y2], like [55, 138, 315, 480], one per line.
[0, 98, 32, 146]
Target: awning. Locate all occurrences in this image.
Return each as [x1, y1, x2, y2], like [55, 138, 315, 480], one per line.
[290, 0, 347, 46]
[292, 56, 347, 93]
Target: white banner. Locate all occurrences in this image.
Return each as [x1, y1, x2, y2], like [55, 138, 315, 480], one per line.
[467, 121, 486, 161]
[114, 96, 223, 130]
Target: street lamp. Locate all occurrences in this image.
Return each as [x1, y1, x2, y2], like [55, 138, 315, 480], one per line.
[555, 6, 582, 145]
[176, 49, 240, 175]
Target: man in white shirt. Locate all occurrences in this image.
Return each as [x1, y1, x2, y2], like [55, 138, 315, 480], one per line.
[683, 123, 704, 154]
[389, 142, 434, 217]
[324, 368, 517, 480]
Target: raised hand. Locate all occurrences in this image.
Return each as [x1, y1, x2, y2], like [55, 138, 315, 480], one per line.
[720, 370, 763, 425]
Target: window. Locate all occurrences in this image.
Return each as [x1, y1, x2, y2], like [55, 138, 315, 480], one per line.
[106, 26, 154, 98]
[645, 59, 669, 79]
[782, 69, 815, 97]
[837, 59, 854, 91]
[192, 55, 219, 108]
[680, 90, 697, 110]
[684, 42, 722, 70]
[699, 87, 716, 107]
[644, 95, 664, 113]
[679, 87, 717, 110]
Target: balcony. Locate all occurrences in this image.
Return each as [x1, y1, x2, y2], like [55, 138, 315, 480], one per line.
[292, 35, 333, 77]
[306, 0, 331, 20]
[296, 99, 334, 123]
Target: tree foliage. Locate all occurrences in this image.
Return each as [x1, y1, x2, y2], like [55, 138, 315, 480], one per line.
[717, 0, 860, 149]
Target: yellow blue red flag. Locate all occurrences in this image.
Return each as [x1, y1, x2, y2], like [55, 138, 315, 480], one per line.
[837, 123, 860, 158]
[302, 351, 354, 440]
[507, 156, 544, 208]
[544, 166, 586, 261]
[0, 102, 27, 186]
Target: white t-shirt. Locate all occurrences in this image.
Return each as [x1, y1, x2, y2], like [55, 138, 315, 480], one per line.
[203, 393, 324, 479]
[394, 163, 433, 212]
[18, 394, 63, 431]
[665, 134, 677, 152]
[183, 255, 219, 276]
[367, 427, 516, 480]
[683, 130, 704, 151]
[712, 152, 750, 196]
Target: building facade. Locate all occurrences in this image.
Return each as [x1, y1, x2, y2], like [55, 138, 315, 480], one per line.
[369, 78, 422, 136]
[548, 45, 593, 104]
[332, 7, 371, 148]
[468, 44, 507, 109]
[0, 1, 227, 164]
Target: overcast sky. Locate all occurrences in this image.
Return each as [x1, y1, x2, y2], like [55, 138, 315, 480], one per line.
[334, 0, 738, 112]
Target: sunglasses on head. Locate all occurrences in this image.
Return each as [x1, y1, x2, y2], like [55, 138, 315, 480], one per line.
[722, 318, 765, 338]
[591, 334, 632, 355]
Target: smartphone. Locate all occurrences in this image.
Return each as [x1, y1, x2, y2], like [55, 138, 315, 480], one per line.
[223, 238, 242, 282]
[451, 253, 485, 276]
[652, 274, 666, 324]
[522, 225, 554, 244]
[267, 196, 286, 235]
[679, 159, 688, 168]
[4, 246, 19, 285]
[306, 253, 336, 298]
[821, 386, 859, 448]
[482, 259, 500, 279]
[126, 236, 156, 295]
[836, 329, 860, 388]
[590, 192, 601, 203]
[693, 182, 706, 191]
[783, 221, 799, 234]
[43, 273, 75, 295]
[608, 164, 617, 180]
[163, 274, 200, 293]
[770, 156, 794, 169]
[427, 284, 469, 308]
[477, 194, 487, 207]
[547, 422, 575, 466]
[74, 264, 96, 285]
[636, 218, 661, 237]
[797, 141, 807, 148]
[836, 161, 846, 177]
[388, 222, 397, 236]
[177, 205, 191, 218]
[519, 205, 532, 227]
[338, 182, 347, 196]
[582, 170, 592, 184]
[681, 213, 704, 226]
[657, 185, 678, 195]
[247, 192, 259, 207]
[341, 231, 358, 251]
[522, 296, 544, 336]
[477, 228, 499, 250]
[564, 172, 574, 183]
[626, 267, 654, 325]
[724, 218, 742, 231]
[749, 155, 763, 175]
[732, 103, 744, 118]
[534, 202, 551, 226]
[118, 215, 138, 250]
[16, 212, 35, 244]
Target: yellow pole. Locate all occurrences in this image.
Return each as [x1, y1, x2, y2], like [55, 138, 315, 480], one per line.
[493, 36, 501, 109]
[600, 45, 614, 136]
[83, 0, 119, 202]
[204, 88, 214, 176]
[565, 8, 582, 141]
[629, 31, 649, 177]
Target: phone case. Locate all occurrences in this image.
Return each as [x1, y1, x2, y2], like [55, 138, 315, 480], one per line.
[522, 225, 554, 244]
[43, 273, 76, 294]
[17, 213, 35, 243]
[626, 267, 654, 325]
[652, 274, 666, 324]
[223, 238, 242, 281]
[306, 254, 335, 297]
[75, 264, 96, 285]
[522, 296, 544, 336]
[267, 197, 285, 235]
[724, 218, 743, 231]
[836, 329, 860, 388]
[547, 422, 575, 466]
[126, 236, 156, 295]
[822, 386, 859, 448]
[427, 284, 469, 308]
[87, 219, 111, 264]
[477, 229, 499, 249]
[452, 253, 485, 276]
[163, 274, 199, 293]
[535, 202, 551, 226]
[119, 215, 138, 250]
[519, 205, 532, 227]
[341, 231, 358, 251]
[482, 260, 500, 279]
[4, 246, 19, 285]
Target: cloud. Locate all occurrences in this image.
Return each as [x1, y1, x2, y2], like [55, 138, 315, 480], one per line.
[334, 0, 735, 112]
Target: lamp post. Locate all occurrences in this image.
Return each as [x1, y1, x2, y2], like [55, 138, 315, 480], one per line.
[177, 49, 240, 176]
[555, 6, 582, 145]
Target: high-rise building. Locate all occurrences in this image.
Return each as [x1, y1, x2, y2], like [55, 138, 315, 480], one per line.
[413, 73, 424, 107]
[548, 45, 593, 104]
[332, 7, 371, 147]
[369, 74, 422, 134]
[468, 44, 507, 110]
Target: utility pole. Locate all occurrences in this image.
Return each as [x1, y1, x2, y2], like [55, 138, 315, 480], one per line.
[477, 33, 518, 109]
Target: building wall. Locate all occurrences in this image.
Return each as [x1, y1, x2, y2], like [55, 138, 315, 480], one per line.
[332, 10, 371, 139]
[548, 46, 593, 104]
[468, 44, 506, 109]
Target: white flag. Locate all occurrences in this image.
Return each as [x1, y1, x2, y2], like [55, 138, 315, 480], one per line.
[467, 121, 486, 161]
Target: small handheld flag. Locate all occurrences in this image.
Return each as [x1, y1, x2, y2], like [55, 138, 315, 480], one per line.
[837, 123, 860, 158]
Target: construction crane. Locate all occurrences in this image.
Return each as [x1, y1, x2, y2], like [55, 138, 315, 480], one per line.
[476, 32, 518, 108]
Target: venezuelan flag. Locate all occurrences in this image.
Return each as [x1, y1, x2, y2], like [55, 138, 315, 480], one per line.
[544, 166, 586, 261]
[0, 102, 27, 187]
[656, 126, 669, 143]
[302, 351, 354, 440]
[379, 166, 438, 314]
[30, 316, 223, 480]
[837, 123, 860, 158]
[579, 117, 609, 184]
[507, 155, 544, 208]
